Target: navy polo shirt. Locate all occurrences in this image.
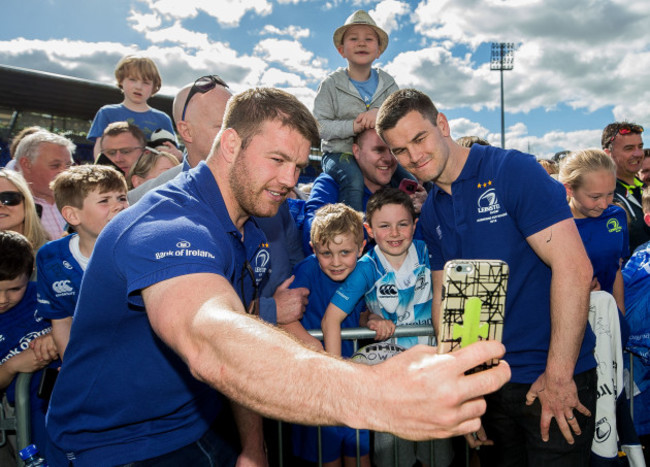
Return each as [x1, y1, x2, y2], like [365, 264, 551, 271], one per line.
[418, 145, 596, 383]
[47, 162, 269, 465]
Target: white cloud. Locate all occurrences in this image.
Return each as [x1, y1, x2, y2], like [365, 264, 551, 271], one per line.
[253, 38, 327, 81]
[369, 1, 411, 37]
[136, 0, 272, 27]
[260, 68, 304, 87]
[260, 24, 310, 39]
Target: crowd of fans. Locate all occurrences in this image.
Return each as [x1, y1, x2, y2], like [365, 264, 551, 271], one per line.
[0, 8, 649, 467]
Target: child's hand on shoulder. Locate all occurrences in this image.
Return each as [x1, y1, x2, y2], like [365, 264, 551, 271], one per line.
[366, 314, 395, 341]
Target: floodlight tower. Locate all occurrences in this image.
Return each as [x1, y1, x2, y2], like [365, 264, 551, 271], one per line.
[490, 42, 514, 149]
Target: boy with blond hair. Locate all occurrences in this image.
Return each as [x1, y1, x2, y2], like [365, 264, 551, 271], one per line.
[88, 54, 176, 156]
[322, 187, 452, 467]
[281, 203, 371, 467]
[36, 165, 129, 357]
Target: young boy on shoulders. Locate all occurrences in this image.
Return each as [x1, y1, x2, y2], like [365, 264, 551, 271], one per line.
[88, 54, 177, 157]
[36, 165, 129, 358]
[280, 203, 371, 467]
[322, 187, 452, 467]
[314, 10, 415, 213]
[0, 230, 59, 453]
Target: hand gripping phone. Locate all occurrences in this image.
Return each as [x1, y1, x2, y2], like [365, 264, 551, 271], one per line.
[437, 259, 508, 372]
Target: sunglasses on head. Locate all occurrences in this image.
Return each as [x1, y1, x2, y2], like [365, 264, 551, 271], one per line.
[181, 75, 229, 121]
[0, 191, 24, 206]
[608, 124, 644, 145]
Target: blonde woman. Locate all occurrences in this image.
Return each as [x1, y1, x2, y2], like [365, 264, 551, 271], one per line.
[0, 168, 49, 253]
[559, 149, 627, 312]
[126, 150, 179, 190]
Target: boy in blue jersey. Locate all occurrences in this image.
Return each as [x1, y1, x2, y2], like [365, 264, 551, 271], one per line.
[322, 188, 452, 467]
[0, 231, 59, 454]
[281, 203, 371, 467]
[88, 54, 176, 157]
[36, 165, 128, 358]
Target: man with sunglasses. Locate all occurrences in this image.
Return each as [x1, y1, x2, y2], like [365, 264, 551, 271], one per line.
[602, 122, 650, 254]
[45, 87, 510, 467]
[128, 75, 232, 204]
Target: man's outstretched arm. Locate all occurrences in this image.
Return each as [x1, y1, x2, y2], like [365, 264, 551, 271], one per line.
[143, 272, 511, 441]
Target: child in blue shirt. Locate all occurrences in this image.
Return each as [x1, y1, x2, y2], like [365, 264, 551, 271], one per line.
[322, 187, 452, 467]
[0, 231, 59, 454]
[314, 10, 414, 212]
[88, 54, 176, 157]
[36, 165, 128, 358]
[559, 149, 629, 312]
[281, 203, 370, 467]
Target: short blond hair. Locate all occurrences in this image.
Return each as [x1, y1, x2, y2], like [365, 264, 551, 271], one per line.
[310, 203, 365, 249]
[115, 54, 162, 95]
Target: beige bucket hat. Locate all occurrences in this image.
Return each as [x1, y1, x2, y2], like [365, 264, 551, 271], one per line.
[332, 10, 389, 55]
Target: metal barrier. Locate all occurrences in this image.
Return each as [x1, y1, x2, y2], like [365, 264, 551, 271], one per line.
[269, 325, 445, 467]
[0, 372, 33, 467]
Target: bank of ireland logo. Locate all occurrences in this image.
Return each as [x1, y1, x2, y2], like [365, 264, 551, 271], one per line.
[177, 240, 191, 249]
[607, 218, 622, 233]
[52, 280, 73, 295]
[62, 260, 73, 270]
[477, 188, 501, 214]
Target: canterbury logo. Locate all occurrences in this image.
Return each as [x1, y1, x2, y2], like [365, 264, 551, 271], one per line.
[378, 284, 398, 296]
[52, 280, 73, 294]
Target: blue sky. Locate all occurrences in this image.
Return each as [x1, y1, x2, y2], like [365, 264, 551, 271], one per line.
[1, 0, 648, 158]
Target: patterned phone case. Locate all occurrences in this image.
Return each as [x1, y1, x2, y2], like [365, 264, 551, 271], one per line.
[437, 259, 508, 372]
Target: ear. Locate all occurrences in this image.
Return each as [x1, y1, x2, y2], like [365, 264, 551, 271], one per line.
[337, 45, 346, 58]
[220, 128, 241, 164]
[644, 212, 650, 228]
[308, 241, 314, 255]
[364, 222, 374, 239]
[61, 206, 81, 227]
[131, 175, 144, 188]
[352, 143, 361, 162]
[176, 120, 192, 144]
[563, 183, 574, 198]
[436, 113, 451, 137]
[603, 147, 611, 157]
[358, 239, 367, 257]
[18, 156, 31, 173]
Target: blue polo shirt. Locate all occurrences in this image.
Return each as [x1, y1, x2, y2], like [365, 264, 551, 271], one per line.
[46, 162, 269, 465]
[302, 173, 372, 254]
[417, 145, 596, 383]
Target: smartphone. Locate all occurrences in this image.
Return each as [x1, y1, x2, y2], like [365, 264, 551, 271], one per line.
[37, 367, 59, 401]
[398, 179, 418, 194]
[437, 259, 508, 372]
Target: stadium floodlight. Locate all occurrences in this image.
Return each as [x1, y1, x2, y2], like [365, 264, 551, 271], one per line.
[490, 42, 515, 149]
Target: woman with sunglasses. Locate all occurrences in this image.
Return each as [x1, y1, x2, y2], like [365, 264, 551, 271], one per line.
[0, 169, 49, 254]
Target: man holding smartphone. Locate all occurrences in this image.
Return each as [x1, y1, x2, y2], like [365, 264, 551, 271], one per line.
[45, 88, 511, 467]
[377, 89, 596, 467]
